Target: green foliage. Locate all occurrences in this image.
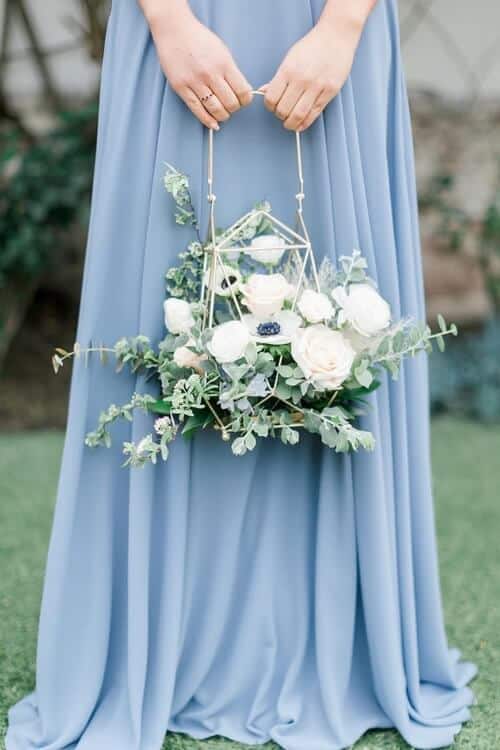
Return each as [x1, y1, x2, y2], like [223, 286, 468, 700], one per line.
[164, 164, 199, 229]
[165, 241, 205, 300]
[419, 167, 500, 310]
[0, 105, 98, 290]
[430, 317, 500, 423]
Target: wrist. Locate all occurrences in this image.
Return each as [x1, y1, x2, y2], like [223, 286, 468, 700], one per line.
[140, 0, 194, 31]
[317, 0, 375, 37]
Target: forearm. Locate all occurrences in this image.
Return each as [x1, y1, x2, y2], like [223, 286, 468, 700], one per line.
[318, 0, 378, 35]
[138, 0, 193, 27]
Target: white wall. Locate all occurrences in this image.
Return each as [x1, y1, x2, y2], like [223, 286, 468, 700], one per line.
[2, 0, 101, 105]
[3, 0, 500, 106]
[399, 0, 500, 99]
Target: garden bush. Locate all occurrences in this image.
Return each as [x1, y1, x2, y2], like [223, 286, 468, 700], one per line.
[430, 317, 500, 423]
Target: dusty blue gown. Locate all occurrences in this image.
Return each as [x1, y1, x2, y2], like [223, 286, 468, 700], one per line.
[7, 1, 477, 749]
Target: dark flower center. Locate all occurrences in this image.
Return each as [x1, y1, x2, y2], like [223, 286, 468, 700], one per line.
[221, 275, 238, 289]
[257, 321, 281, 337]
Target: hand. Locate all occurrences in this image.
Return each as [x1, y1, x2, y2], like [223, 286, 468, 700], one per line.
[262, 16, 363, 132]
[145, 4, 253, 129]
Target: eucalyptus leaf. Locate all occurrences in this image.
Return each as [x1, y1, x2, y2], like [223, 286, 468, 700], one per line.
[181, 408, 215, 438]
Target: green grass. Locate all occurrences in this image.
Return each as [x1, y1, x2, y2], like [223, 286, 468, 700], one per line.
[1, 418, 499, 750]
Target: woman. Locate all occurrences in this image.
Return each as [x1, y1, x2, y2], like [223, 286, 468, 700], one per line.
[7, 1, 476, 749]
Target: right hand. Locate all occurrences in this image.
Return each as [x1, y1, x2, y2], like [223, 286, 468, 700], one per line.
[145, 3, 253, 129]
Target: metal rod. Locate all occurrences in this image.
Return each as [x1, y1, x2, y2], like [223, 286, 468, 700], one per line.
[206, 90, 305, 215]
[203, 88, 317, 329]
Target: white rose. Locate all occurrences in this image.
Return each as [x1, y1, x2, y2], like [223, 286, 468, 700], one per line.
[240, 273, 295, 320]
[163, 298, 195, 334]
[173, 341, 205, 372]
[332, 283, 391, 337]
[245, 235, 286, 265]
[207, 320, 251, 364]
[221, 246, 241, 261]
[297, 289, 334, 323]
[291, 324, 355, 390]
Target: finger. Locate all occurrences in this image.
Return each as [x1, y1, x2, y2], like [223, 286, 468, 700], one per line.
[274, 82, 305, 122]
[224, 64, 253, 107]
[297, 88, 332, 131]
[283, 86, 322, 131]
[210, 76, 241, 114]
[181, 88, 220, 130]
[263, 71, 288, 112]
[193, 85, 231, 123]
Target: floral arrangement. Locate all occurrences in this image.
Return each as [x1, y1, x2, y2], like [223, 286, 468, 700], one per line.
[53, 165, 458, 467]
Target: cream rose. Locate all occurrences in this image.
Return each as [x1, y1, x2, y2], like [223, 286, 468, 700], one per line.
[207, 320, 251, 364]
[291, 325, 355, 390]
[297, 289, 334, 323]
[245, 234, 287, 265]
[240, 273, 294, 320]
[173, 341, 205, 372]
[332, 283, 391, 337]
[163, 298, 195, 334]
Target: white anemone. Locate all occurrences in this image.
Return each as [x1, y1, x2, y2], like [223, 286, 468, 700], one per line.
[243, 310, 302, 345]
[204, 263, 242, 298]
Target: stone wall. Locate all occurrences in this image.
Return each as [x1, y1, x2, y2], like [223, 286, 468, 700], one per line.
[411, 93, 500, 323]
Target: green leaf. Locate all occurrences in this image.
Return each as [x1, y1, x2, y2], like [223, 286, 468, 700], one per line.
[231, 437, 247, 456]
[354, 365, 374, 389]
[181, 408, 215, 438]
[255, 355, 276, 377]
[319, 424, 338, 449]
[148, 399, 172, 415]
[254, 421, 270, 438]
[275, 381, 292, 401]
[303, 411, 321, 432]
[245, 341, 258, 365]
[245, 432, 257, 451]
[437, 313, 447, 333]
[277, 365, 295, 378]
[343, 379, 381, 399]
[286, 427, 300, 445]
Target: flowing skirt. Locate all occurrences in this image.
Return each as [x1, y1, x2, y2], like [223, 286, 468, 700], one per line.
[7, 1, 477, 748]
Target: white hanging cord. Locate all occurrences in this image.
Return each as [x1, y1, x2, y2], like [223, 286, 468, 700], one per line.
[206, 89, 306, 226]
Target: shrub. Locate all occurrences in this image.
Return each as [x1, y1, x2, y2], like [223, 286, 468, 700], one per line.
[0, 104, 97, 289]
[430, 317, 500, 422]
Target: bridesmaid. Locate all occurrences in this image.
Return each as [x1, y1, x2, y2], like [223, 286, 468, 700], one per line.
[7, 1, 476, 749]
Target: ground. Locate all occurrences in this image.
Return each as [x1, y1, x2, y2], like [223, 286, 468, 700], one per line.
[0, 418, 499, 749]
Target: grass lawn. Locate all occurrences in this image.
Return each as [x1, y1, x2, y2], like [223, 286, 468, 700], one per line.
[1, 418, 499, 749]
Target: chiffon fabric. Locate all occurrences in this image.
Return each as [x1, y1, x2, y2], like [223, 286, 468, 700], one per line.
[7, 1, 477, 748]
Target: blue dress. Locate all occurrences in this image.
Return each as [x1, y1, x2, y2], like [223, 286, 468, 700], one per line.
[7, 1, 477, 749]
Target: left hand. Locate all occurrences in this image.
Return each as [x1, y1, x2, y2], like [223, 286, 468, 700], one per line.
[261, 18, 363, 132]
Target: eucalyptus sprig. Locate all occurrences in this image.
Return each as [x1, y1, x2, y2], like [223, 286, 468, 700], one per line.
[164, 163, 199, 234]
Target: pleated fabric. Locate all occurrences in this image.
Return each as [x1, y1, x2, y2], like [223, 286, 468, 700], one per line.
[7, 1, 477, 749]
